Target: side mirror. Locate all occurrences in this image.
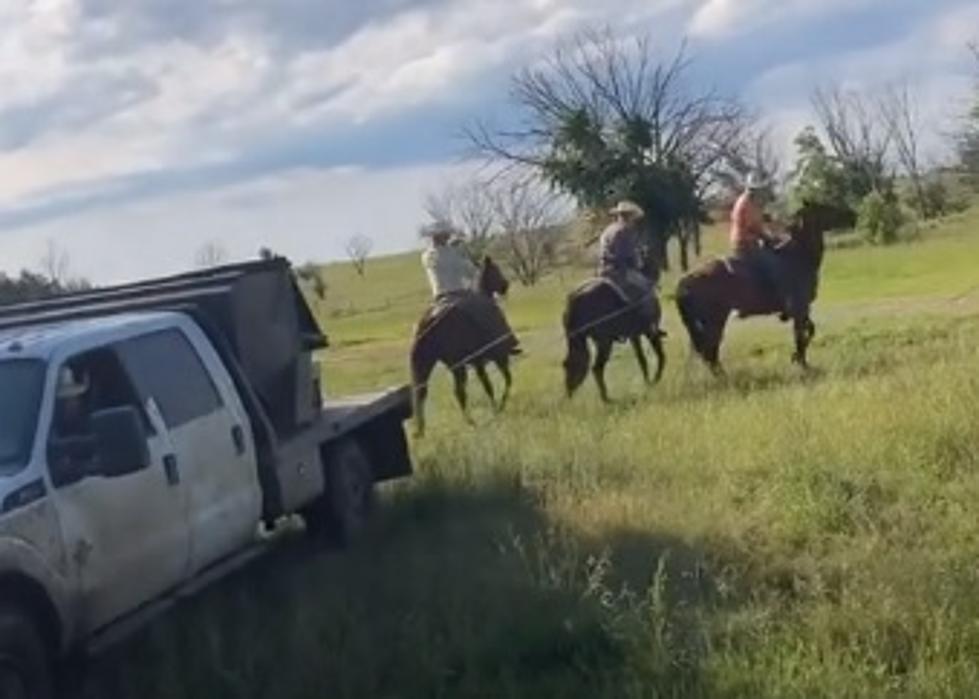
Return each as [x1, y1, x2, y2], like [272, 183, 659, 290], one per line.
[91, 407, 150, 478]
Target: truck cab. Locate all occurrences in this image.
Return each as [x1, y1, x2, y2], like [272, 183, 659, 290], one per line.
[0, 311, 264, 649]
[0, 259, 413, 697]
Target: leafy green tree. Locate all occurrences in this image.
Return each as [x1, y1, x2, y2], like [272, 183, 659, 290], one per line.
[470, 30, 747, 271]
[787, 126, 851, 210]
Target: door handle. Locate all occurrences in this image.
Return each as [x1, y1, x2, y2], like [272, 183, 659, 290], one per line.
[231, 425, 246, 456]
[163, 454, 180, 486]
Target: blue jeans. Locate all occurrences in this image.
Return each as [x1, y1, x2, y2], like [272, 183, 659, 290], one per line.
[599, 266, 658, 324]
[737, 247, 792, 310]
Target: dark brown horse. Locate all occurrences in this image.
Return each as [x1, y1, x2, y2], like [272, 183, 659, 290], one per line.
[410, 256, 516, 435]
[675, 200, 856, 374]
[562, 267, 666, 402]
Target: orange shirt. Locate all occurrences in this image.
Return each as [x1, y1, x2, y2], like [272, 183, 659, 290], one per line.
[730, 192, 765, 253]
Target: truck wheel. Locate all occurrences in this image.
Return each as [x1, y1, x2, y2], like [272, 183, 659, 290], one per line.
[0, 604, 53, 699]
[304, 440, 376, 547]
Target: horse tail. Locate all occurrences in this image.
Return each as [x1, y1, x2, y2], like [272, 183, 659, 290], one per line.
[675, 278, 706, 357]
[562, 292, 591, 397]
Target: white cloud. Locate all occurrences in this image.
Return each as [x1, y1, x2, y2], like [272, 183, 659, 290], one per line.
[0, 160, 479, 283]
[747, 2, 979, 164]
[688, 0, 877, 39]
[0, 0, 687, 207]
[0, 0, 974, 286]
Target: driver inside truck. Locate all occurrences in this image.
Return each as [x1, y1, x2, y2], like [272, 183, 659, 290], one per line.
[49, 365, 98, 473]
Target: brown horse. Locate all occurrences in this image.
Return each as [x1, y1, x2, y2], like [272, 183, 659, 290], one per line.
[410, 256, 516, 435]
[562, 268, 666, 402]
[675, 200, 856, 374]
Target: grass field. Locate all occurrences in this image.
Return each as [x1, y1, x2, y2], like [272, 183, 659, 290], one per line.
[84, 204, 979, 698]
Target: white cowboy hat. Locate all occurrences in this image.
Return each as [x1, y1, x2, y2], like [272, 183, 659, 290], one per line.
[745, 171, 768, 191]
[56, 366, 89, 399]
[609, 200, 644, 218]
[421, 221, 455, 239]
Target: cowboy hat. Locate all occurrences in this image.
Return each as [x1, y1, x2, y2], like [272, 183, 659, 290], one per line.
[745, 171, 768, 191]
[609, 200, 644, 218]
[56, 366, 89, 400]
[421, 220, 455, 239]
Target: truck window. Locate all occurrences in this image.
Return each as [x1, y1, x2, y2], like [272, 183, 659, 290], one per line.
[0, 359, 46, 477]
[47, 348, 151, 487]
[119, 329, 224, 430]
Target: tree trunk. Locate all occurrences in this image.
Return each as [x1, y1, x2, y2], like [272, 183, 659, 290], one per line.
[654, 231, 670, 272]
[678, 232, 690, 272]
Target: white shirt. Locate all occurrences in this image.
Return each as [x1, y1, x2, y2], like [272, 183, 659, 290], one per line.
[422, 244, 477, 297]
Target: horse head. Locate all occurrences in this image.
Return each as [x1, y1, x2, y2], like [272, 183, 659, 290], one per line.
[788, 200, 857, 269]
[478, 255, 510, 298]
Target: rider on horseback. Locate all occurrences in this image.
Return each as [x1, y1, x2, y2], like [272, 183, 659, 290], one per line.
[595, 200, 658, 326]
[420, 221, 521, 355]
[730, 173, 794, 317]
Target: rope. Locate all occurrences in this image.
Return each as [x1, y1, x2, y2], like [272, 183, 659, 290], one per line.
[408, 283, 657, 393]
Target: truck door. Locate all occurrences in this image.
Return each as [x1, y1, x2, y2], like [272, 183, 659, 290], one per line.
[46, 346, 191, 632]
[117, 327, 262, 575]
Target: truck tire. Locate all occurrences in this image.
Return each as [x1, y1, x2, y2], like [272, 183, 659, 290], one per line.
[304, 439, 376, 547]
[0, 603, 53, 699]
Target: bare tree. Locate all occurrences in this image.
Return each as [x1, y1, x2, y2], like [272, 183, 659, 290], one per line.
[957, 41, 979, 187]
[39, 239, 70, 285]
[424, 180, 496, 257]
[295, 262, 327, 300]
[195, 241, 229, 269]
[491, 177, 568, 286]
[470, 31, 745, 175]
[467, 29, 748, 271]
[345, 234, 373, 277]
[811, 85, 894, 197]
[877, 81, 934, 217]
[714, 124, 782, 197]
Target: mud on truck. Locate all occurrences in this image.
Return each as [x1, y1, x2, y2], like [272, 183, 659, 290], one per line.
[0, 258, 413, 697]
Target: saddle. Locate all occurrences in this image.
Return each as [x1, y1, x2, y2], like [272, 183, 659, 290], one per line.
[721, 251, 794, 321]
[417, 293, 467, 335]
[416, 292, 520, 356]
[571, 277, 633, 305]
[720, 255, 757, 281]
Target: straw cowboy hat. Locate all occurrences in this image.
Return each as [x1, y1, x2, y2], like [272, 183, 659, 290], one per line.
[422, 220, 455, 240]
[609, 200, 644, 218]
[745, 171, 769, 191]
[56, 366, 89, 399]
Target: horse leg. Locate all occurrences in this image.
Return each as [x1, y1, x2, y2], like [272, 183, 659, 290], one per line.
[703, 306, 730, 377]
[495, 356, 512, 412]
[792, 312, 813, 369]
[592, 339, 614, 403]
[452, 366, 474, 425]
[630, 335, 651, 385]
[645, 329, 666, 383]
[474, 362, 497, 410]
[410, 346, 437, 438]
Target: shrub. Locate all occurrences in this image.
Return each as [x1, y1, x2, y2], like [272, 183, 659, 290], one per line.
[857, 190, 904, 245]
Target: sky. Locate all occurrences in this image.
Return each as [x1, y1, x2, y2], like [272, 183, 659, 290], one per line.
[0, 0, 976, 283]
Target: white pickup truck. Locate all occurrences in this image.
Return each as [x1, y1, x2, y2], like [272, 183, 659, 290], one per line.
[0, 260, 413, 698]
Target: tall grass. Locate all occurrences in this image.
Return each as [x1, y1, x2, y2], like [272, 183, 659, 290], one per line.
[83, 206, 979, 698]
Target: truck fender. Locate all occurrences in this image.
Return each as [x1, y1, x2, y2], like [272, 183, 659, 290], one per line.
[0, 539, 74, 655]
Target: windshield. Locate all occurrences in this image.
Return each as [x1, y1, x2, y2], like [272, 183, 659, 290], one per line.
[0, 359, 46, 476]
